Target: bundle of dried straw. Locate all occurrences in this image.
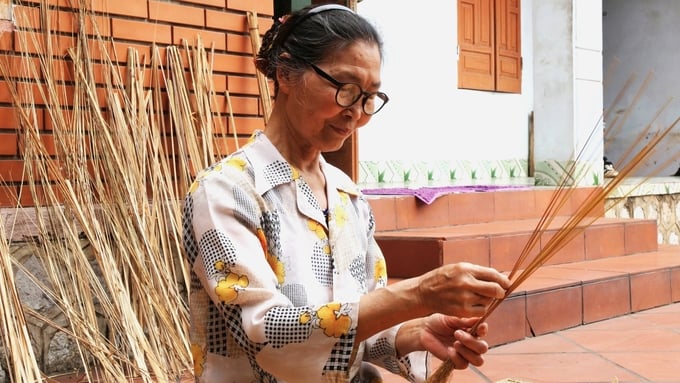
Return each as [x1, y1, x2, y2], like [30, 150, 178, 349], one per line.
[0, 2, 238, 381]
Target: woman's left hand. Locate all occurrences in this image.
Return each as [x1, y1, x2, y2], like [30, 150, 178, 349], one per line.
[419, 314, 490, 370]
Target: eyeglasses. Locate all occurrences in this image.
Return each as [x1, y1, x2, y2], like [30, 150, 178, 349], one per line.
[306, 61, 389, 115]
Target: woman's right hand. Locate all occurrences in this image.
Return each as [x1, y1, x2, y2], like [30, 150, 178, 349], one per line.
[415, 262, 511, 317]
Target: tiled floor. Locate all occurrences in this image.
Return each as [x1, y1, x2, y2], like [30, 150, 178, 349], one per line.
[48, 303, 680, 383]
[380, 302, 680, 383]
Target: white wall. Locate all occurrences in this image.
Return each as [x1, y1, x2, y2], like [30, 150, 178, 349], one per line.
[357, 0, 534, 162]
[603, 0, 680, 176]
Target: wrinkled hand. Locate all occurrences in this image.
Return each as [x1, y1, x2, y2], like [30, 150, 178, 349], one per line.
[417, 262, 510, 317]
[420, 314, 490, 370]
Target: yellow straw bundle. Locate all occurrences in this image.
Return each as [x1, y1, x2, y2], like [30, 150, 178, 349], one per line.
[0, 216, 43, 383]
[0, 2, 234, 380]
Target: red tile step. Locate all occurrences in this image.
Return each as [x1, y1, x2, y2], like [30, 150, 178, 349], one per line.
[376, 216, 659, 278]
[387, 244, 680, 348]
[366, 186, 603, 232]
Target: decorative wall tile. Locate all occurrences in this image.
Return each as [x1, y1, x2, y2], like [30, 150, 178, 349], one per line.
[358, 159, 530, 187]
[534, 159, 601, 187]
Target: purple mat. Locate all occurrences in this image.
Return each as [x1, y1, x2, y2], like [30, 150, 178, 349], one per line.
[361, 185, 530, 205]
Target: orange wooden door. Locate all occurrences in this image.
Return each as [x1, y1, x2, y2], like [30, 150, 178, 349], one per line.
[458, 0, 495, 91]
[458, 0, 521, 93]
[495, 0, 521, 93]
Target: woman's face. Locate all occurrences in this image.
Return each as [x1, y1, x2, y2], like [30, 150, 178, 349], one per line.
[280, 41, 383, 153]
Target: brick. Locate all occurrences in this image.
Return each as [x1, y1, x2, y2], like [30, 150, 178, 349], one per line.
[166, 46, 189, 70]
[46, 9, 111, 37]
[15, 0, 60, 7]
[0, 132, 17, 155]
[44, 108, 71, 131]
[19, 82, 46, 107]
[2, 54, 44, 81]
[57, 34, 77, 56]
[22, 159, 65, 183]
[88, 0, 148, 19]
[0, 106, 19, 129]
[0, 24, 12, 50]
[0, 80, 14, 103]
[226, 75, 258, 95]
[106, 41, 154, 64]
[226, 33, 252, 54]
[229, 116, 264, 135]
[18, 184, 64, 206]
[213, 135, 249, 156]
[85, 14, 112, 37]
[212, 52, 255, 74]
[13, 5, 41, 30]
[206, 9, 246, 32]
[182, 0, 225, 8]
[256, 15, 274, 36]
[210, 73, 228, 92]
[14, 31, 76, 57]
[200, 93, 227, 115]
[219, 94, 259, 115]
[0, 159, 25, 182]
[3, 81, 45, 106]
[210, 114, 228, 135]
[173, 26, 226, 51]
[227, 0, 273, 15]
[234, 12, 272, 37]
[0, 184, 17, 208]
[149, 1, 205, 27]
[111, 18, 172, 45]
[182, 71, 227, 96]
[11, 107, 45, 130]
[14, 30, 57, 55]
[19, 133, 55, 156]
[128, 67, 153, 88]
[47, 58, 73, 83]
[79, 62, 127, 87]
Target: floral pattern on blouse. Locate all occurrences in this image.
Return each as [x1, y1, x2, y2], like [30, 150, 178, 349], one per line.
[183, 131, 427, 382]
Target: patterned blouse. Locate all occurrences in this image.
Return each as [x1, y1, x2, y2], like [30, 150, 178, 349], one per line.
[183, 131, 428, 382]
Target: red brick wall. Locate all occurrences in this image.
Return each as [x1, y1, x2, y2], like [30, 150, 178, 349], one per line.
[0, 0, 273, 207]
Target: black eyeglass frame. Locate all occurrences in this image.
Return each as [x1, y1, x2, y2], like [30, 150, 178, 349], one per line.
[305, 61, 389, 116]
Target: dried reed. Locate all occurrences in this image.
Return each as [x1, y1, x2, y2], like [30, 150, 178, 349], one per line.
[247, 10, 272, 124]
[427, 83, 680, 383]
[0, 1, 232, 381]
[0, 215, 43, 382]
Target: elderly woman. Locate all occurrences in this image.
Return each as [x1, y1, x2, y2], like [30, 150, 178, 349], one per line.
[183, 4, 510, 382]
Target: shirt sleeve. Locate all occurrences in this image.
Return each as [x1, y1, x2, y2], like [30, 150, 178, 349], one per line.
[362, 324, 429, 383]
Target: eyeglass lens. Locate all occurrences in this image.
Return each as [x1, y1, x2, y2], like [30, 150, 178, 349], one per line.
[336, 84, 387, 115]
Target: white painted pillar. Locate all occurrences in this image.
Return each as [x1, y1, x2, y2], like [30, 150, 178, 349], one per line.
[532, 0, 603, 185]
